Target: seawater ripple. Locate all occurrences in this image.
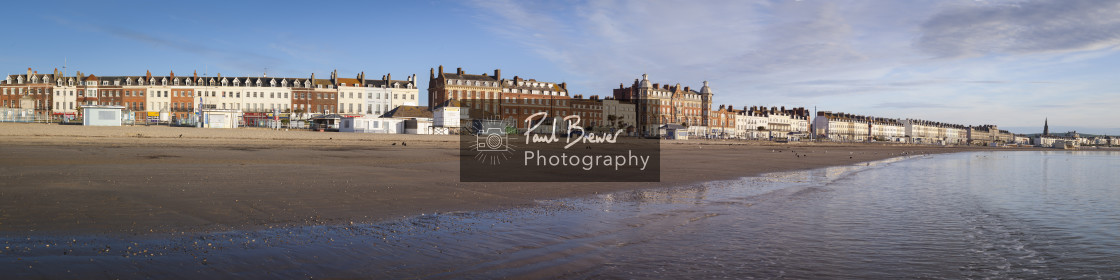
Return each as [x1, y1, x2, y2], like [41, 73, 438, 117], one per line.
[2, 151, 1118, 279]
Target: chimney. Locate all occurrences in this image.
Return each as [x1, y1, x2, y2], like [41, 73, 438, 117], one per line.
[494, 69, 501, 80]
[430, 68, 435, 79]
[386, 73, 391, 81]
[684, 86, 690, 92]
[27, 67, 31, 76]
[438, 65, 444, 77]
[653, 83, 659, 89]
[457, 67, 463, 75]
[560, 82, 567, 90]
[146, 70, 151, 79]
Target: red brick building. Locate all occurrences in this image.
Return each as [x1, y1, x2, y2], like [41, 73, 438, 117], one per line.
[429, 66, 570, 129]
[0, 68, 56, 120]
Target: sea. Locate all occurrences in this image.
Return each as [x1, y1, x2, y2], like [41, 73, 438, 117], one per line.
[2, 150, 1119, 279]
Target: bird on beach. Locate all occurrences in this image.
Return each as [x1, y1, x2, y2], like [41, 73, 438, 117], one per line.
[402, 142, 407, 147]
[392, 143, 397, 146]
[179, 134, 182, 138]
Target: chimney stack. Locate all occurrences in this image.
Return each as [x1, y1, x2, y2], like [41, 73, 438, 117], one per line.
[457, 67, 463, 75]
[494, 69, 501, 80]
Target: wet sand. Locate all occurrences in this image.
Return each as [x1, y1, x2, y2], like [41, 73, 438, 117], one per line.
[0, 122, 1014, 235]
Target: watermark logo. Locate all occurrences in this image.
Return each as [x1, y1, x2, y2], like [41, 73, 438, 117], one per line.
[459, 98, 660, 182]
[470, 119, 516, 165]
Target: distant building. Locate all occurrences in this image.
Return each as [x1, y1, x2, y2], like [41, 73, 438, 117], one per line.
[613, 74, 712, 137]
[427, 66, 569, 130]
[902, 119, 967, 145]
[4, 67, 412, 124]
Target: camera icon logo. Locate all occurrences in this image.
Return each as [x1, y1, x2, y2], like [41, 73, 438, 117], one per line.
[478, 127, 509, 152]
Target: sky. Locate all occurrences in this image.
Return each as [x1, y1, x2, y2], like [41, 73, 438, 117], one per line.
[2, 0, 1118, 135]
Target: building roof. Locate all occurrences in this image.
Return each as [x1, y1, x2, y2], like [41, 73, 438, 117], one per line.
[363, 79, 413, 88]
[443, 73, 497, 82]
[381, 105, 432, 118]
[335, 78, 361, 85]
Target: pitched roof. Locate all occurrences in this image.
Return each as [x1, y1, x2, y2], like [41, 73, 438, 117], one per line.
[381, 105, 432, 118]
[335, 78, 360, 85]
[362, 79, 413, 88]
[443, 73, 497, 82]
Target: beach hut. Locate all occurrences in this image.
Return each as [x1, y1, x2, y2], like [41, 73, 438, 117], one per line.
[340, 116, 404, 133]
[82, 105, 126, 126]
[661, 124, 688, 140]
[201, 109, 241, 128]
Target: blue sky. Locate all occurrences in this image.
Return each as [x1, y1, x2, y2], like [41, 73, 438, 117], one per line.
[3, 0, 1118, 134]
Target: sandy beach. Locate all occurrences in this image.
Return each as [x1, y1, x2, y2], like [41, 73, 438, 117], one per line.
[0, 122, 1014, 235]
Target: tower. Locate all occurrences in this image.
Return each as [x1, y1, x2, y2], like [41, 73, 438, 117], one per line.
[699, 81, 713, 126]
[1043, 118, 1049, 136]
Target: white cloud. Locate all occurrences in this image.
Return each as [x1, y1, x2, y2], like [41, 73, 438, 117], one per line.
[914, 0, 1120, 58]
[468, 0, 1120, 134]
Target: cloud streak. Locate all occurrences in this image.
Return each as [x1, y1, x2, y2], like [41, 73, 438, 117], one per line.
[914, 0, 1120, 58]
[44, 15, 279, 73]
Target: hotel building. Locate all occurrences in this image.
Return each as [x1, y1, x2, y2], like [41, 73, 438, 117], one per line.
[613, 74, 713, 137]
[2, 68, 415, 123]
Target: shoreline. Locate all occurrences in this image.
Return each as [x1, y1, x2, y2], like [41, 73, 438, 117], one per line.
[0, 122, 1047, 236]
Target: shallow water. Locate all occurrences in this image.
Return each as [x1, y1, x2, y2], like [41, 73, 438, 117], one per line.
[2, 151, 1119, 278]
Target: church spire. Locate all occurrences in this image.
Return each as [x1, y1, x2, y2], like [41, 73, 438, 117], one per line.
[1043, 118, 1049, 136]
